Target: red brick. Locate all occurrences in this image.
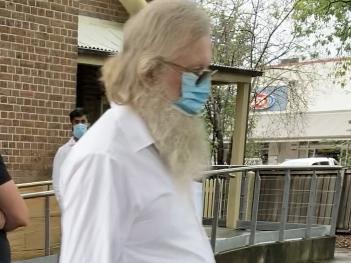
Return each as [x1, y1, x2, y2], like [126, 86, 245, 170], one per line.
[1, 0, 126, 182]
[0, 104, 14, 111]
[0, 25, 10, 33]
[0, 73, 12, 81]
[0, 96, 7, 103]
[0, 9, 11, 18]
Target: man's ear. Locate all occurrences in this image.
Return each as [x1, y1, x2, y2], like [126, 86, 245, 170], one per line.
[137, 55, 163, 85]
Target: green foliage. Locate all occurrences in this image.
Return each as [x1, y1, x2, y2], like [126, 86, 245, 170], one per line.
[198, 0, 303, 164]
[201, 0, 297, 69]
[204, 85, 236, 164]
[294, 0, 351, 55]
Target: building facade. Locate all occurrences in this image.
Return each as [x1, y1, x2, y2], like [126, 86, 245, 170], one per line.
[250, 58, 351, 165]
[0, 0, 128, 182]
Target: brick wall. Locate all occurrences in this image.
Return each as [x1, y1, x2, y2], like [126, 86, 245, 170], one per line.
[79, 0, 129, 22]
[0, 0, 79, 183]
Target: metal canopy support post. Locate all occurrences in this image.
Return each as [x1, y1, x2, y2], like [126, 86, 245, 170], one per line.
[230, 82, 251, 166]
[227, 82, 251, 228]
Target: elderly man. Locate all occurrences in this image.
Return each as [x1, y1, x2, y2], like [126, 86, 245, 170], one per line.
[59, 1, 215, 262]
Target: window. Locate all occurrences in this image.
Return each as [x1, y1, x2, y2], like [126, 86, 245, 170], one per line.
[319, 161, 329, 165]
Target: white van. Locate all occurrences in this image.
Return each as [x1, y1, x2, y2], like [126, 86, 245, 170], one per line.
[280, 157, 339, 166]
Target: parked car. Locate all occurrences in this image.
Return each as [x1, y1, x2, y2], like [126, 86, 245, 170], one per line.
[280, 157, 339, 166]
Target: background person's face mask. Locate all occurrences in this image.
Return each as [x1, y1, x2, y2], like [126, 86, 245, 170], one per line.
[73, 123, 88, 139]
[173, 72, 211, 116]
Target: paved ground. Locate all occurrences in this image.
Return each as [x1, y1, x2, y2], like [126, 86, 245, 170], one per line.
[13, 255, 57, 263]
[317, 248, 351, 262]
[13, 248, 351, 263]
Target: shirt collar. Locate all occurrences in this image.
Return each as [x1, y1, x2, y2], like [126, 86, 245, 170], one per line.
[68, 137, 76, 146]
[110, 103, 155, 152]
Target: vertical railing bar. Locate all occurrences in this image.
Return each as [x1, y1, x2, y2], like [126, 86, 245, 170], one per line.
[341, 169, 351, 229]
[210, 176, 221, 252]
[279, 169, 291, 242]
[249, 170, 261, 246]
[306, 170, 317, 238]
[240, 171, 248, 220]
[219, 178, 224, 221]
[330, 169, 344, 235]
[44, 184, 51, 256]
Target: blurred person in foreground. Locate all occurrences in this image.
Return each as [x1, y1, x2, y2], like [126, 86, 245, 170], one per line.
[58, 0, 215, 262]
[0, 155, 29, 263]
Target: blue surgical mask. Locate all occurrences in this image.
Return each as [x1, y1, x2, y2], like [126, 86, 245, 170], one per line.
[73, 123, 88, 140]
[173, 72, 211, 116]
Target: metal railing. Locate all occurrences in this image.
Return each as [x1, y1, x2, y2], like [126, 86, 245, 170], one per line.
[14, 165, 345, 257]
[18, 180, 55, 256]
[202, 165, 344, 252]
[337, 169, 351, 232]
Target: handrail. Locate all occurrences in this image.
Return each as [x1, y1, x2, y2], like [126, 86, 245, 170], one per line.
[17, 180, 53, 189]
[21, 190, 55, 199]
[252, 165, 343, 170]
[17, 165, 343, 187]
[203, 166, 253, 177]
[202, 165, 343, 179]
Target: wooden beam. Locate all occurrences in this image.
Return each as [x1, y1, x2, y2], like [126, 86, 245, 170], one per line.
[119, 0, 147, 15]
[78, 54, 106, 66]
[231, 82, 251, 164]
[212, 72, 252, 84]
[226, 82, 251, 228]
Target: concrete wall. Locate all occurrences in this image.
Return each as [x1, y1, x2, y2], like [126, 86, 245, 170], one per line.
[267, 142, 298, 164]
[215, 236, 335, 263]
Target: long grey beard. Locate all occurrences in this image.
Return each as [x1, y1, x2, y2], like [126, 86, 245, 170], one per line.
[132, 88, 210, 186]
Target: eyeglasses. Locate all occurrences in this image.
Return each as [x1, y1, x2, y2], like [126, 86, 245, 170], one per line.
[161, 60, 217, 85]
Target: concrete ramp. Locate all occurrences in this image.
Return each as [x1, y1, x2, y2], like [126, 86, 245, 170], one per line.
[13, 255, 58, 263]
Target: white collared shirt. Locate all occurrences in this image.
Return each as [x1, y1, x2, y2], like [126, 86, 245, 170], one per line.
[52, 137, 76, 204]
[58, 104, 215, 263]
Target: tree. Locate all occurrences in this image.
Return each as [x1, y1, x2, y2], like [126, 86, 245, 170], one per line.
[199, 0, 308, 164]
[204, 85, 236, 164]
[294, 0, 351, 56]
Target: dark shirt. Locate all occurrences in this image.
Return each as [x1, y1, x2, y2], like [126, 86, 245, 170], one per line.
[0, 155, 11, 263]
[0, 155, 10, 185]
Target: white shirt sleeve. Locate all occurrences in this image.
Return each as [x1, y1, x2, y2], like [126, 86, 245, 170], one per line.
[60, 153, 137, 263]
[52, 148, 64, 201]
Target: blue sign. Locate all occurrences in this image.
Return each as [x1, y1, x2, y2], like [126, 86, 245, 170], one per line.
[251, 86, 288, 111]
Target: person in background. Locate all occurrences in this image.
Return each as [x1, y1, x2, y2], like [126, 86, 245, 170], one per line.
[59, 0, 216, 262]
[0, 154, 29, 263]
[52, 108, 89, 204]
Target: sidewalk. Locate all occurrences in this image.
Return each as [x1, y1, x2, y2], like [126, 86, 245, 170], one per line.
[13, 255, 57, 263]
[13, 249, 350, 263]
[315, 248, 351, 262]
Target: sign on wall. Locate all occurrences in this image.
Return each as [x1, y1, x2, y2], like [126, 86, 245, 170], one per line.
[251, 86, 288, 111]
